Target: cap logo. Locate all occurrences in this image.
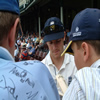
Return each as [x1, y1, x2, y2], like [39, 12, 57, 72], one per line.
[50, 25, 55, 31]
[76, 27, 79, 32]
[50, 21, 54, 25]
[73, 27, 81, 37]
[99, 19, 100, 22]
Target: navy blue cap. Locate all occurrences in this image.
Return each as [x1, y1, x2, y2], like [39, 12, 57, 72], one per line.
[70, 8, 100, 41]
[61, 8, 100, 56]
[0, 0, 20, 15]
[43, 17, 64, 42]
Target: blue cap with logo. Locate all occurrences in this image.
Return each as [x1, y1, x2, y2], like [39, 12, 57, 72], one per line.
[0, 0, 20, 15]
[61, 8, 100, 56]
[43, 17, 64, 42]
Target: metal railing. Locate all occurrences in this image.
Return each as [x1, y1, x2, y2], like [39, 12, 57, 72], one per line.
[19, 0, 36, 14]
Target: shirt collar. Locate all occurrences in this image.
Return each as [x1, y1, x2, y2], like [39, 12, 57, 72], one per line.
[46, 52, 53, 66]
[0, 46, 14, 61]
[46, 52, 70, 67]
[91, 59, 100, 68]
[63, 53, 70, 64]
[61, 53, 70, 69]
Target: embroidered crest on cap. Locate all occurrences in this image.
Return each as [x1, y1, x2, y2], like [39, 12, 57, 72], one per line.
[50, 21, 54, 25]
[73, 27, 81, 37]
[75, 27, 79, 32]
[99, 19, 100, 22]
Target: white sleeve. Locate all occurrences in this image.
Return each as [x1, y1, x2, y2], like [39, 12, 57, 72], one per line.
[62, 77, 85, 100]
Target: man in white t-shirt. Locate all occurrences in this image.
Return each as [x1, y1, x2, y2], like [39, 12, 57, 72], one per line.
[42, 17, 77, 98]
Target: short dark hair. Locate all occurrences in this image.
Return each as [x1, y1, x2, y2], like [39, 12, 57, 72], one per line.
[0, 12, 19, 45]
[75, 40, 100, 55]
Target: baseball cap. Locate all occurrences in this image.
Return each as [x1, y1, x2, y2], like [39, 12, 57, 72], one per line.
[43, 17, 64, 42]
[61, 8, 100, 56]
[0, 0, 20, 15]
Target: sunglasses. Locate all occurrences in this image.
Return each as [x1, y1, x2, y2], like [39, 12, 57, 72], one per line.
[44, 25, 64, 35]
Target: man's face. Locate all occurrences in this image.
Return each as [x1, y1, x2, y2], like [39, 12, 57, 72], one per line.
[71, 42, 84, 70]
[46, 38, 64, 58]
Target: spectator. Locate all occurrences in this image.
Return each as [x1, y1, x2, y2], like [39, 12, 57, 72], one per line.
[62, 8, 100, 100]
[38, 31, 45, 52]
[14, 44, 19, 62]
[21, 38, 27, 47]
[28, 42, 37, 60]
[17, 36, 21, 47]
[14, 44, 19, 57]
[35, 35, 40, 45]
[26, 38, 32, 49]
[0, 0, 60, 100]
[39, 31, 44, 46]
[20, 44, 29, 61]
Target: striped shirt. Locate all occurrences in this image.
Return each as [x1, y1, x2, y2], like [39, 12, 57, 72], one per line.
[62, 59, 100, 100]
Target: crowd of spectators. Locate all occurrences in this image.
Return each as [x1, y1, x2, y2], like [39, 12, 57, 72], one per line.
[14, 32, 49, 62]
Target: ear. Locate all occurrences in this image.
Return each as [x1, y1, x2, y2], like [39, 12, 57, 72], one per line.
[81, 42, 90, 62]
[64, 31, 66, 41]
[8, 18, 19, 47]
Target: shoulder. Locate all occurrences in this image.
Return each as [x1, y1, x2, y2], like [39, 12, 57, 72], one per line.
[9, 60, 57, 90]
[63, 67, 100, 100]
[74, 67, 100, 97]
[14, 60, 48, 72]
[65, 53, 74, 61]
[75, 67, 100, 83]
[63, 77, 85, 100]
[41, 52, 50, 64]
[75, 67, 100, 78]
[0, 60, 59, 100]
